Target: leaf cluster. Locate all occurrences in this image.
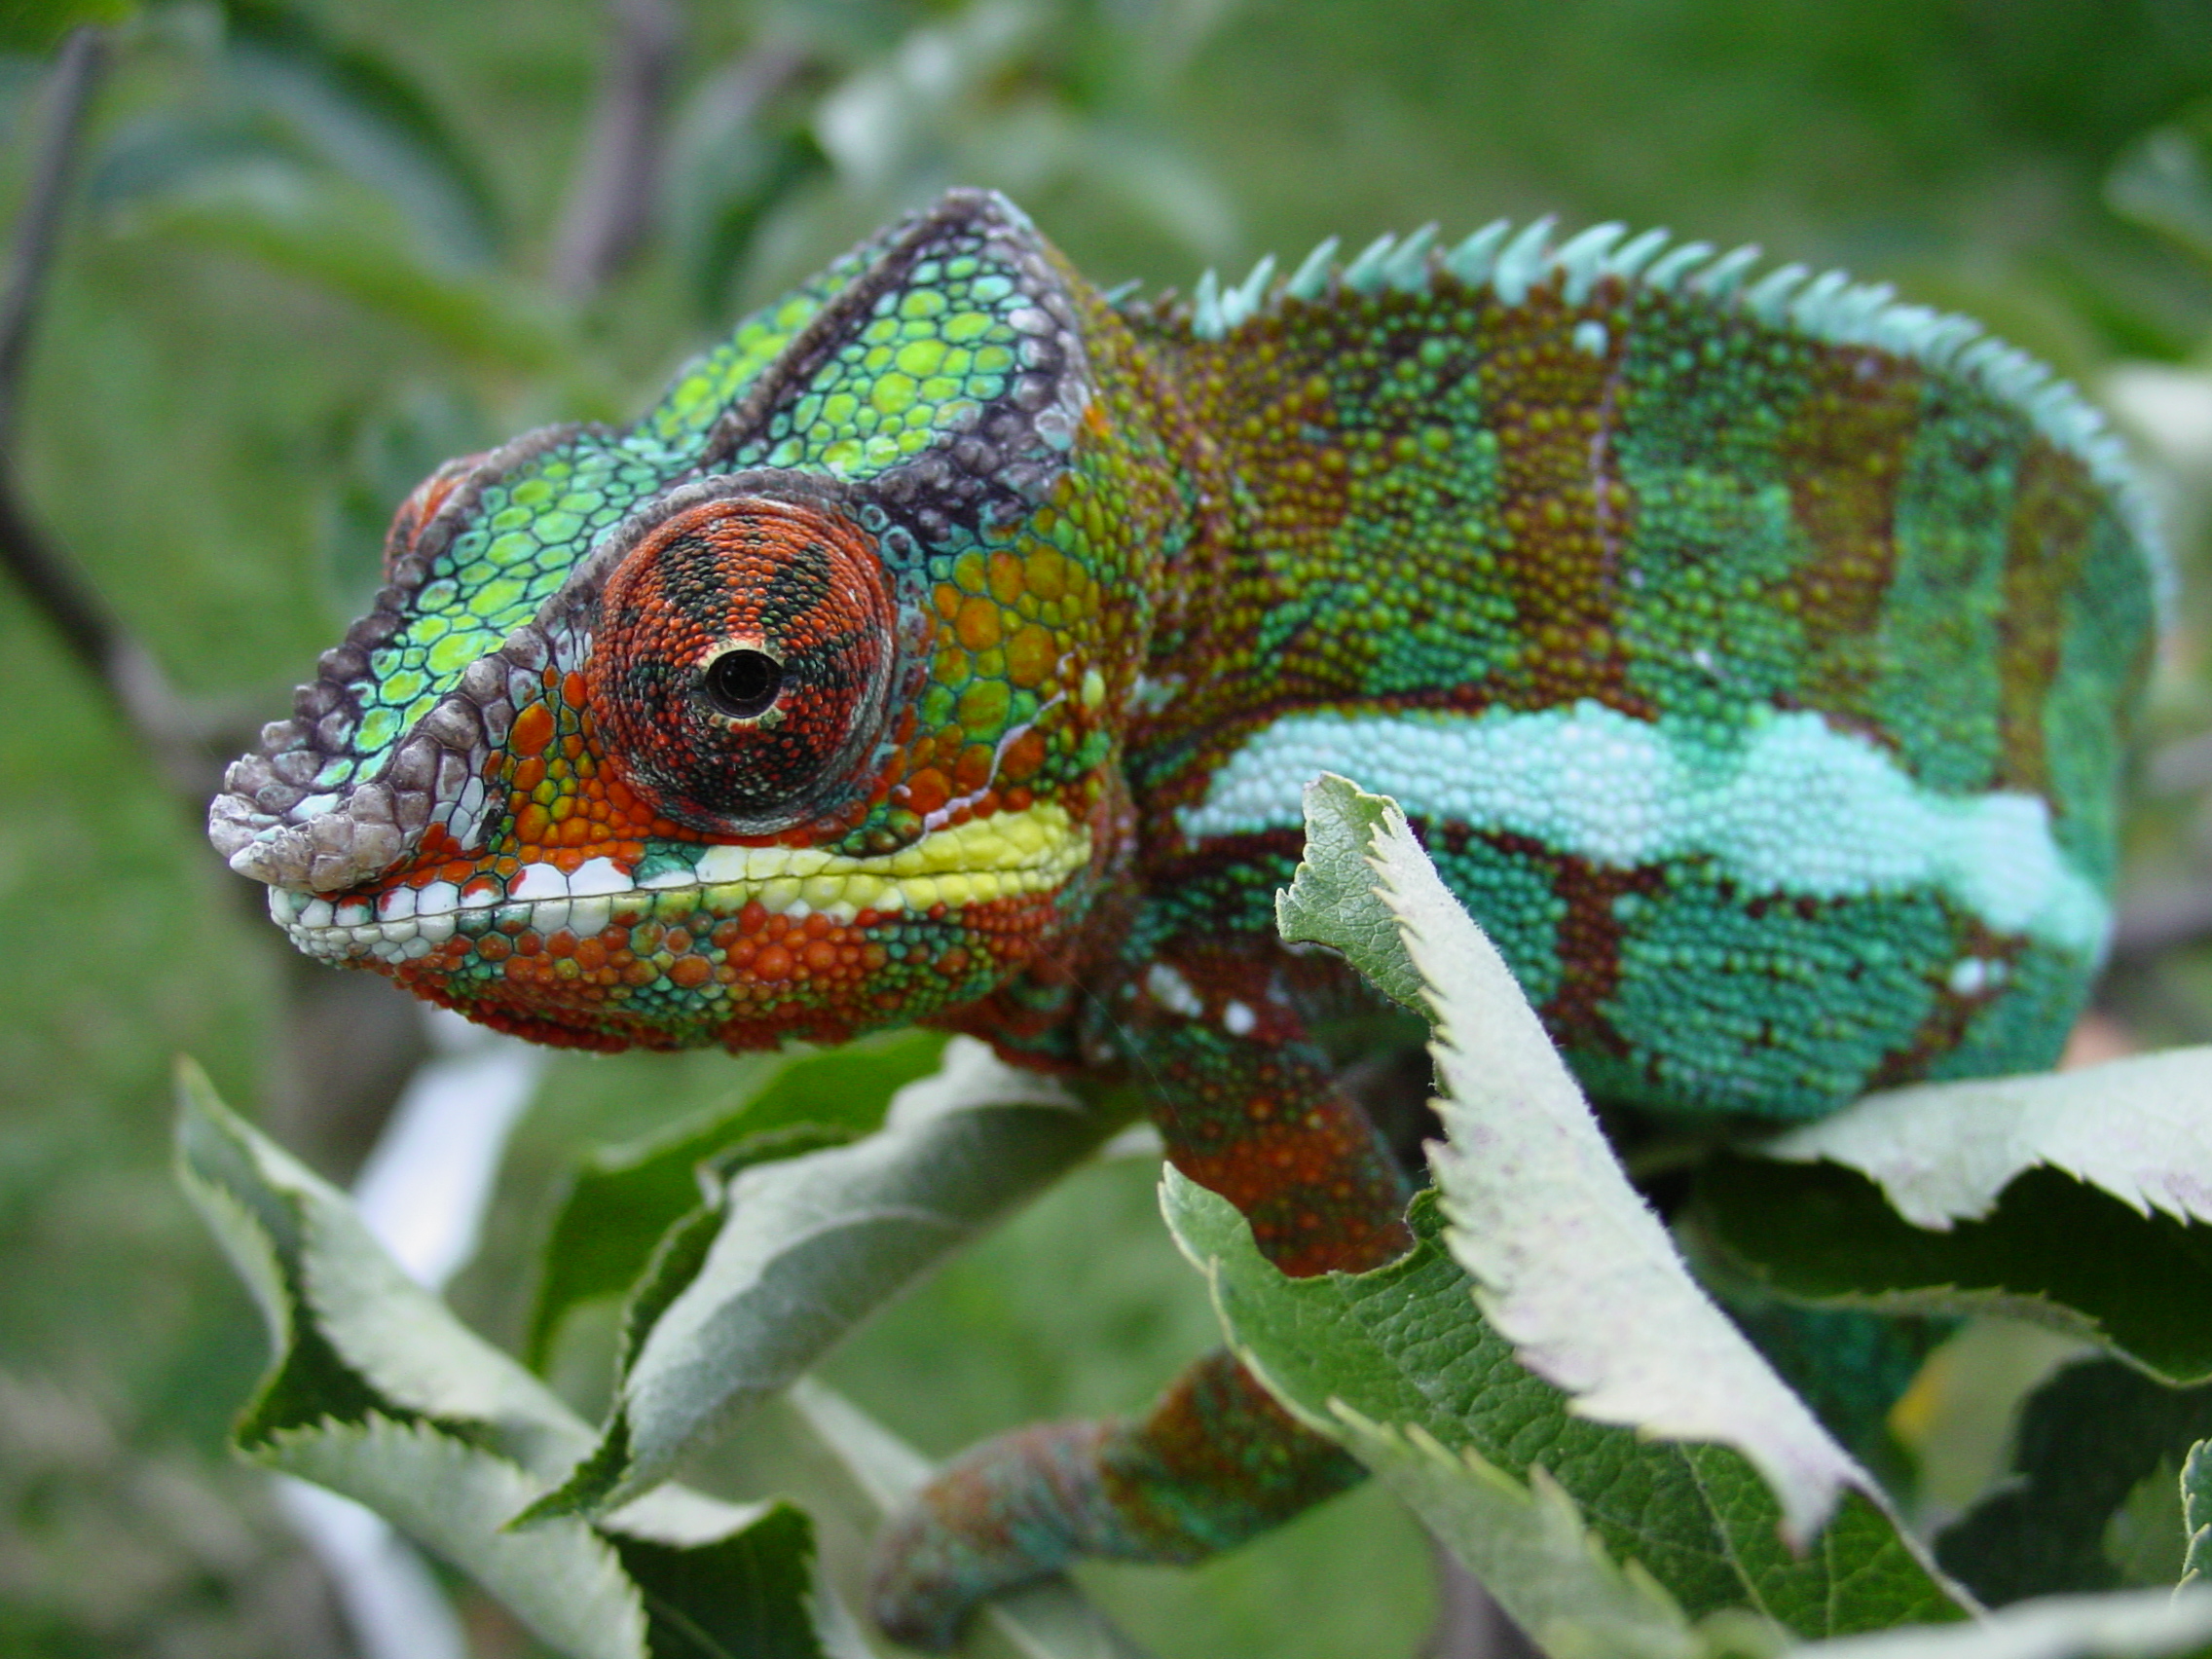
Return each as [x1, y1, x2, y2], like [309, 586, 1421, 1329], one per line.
[169, 774, 2212, 1657]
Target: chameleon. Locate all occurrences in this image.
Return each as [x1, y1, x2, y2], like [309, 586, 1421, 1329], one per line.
[207, 188, 2158, 1645]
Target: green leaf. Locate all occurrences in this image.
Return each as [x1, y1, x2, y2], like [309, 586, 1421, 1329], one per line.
[219, 0, 503, 266]
[1164, 1176, 1966, 1644]
[2185, 1442, 2212, 1591]
[1272, 773, 1425, 1012]
[1713, 1051, 2212, 1382]
[1305, 773, 1882, 1551]
[528, 1040, 1132, 1522]
[1693, 1156, 2212, 1385]
[1316, 1406, 1706, 1659]
[1935, 1359, 2212, 1606]
[1782, 1588, 2212, 1658]
[171, 1059, 853, 1659]
[270, 1413, 655, 1659]
[1754, 1050, 2212, 1232]
[527, 1032, 947, 1369]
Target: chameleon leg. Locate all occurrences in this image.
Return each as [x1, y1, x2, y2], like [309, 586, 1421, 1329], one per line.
[870, 946, 1414, 1646]
[868, 1350, 1366, 1648]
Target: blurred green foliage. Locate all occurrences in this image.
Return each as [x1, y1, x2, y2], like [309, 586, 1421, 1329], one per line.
[10, 1, 2212, 1653]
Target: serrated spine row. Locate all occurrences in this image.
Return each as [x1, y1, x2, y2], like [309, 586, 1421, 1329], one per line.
[1148, 216, 2163, 603]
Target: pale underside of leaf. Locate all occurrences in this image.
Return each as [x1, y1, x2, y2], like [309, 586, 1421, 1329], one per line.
[2183, 1441, 2212, 1590]
[173, 1063, 844, 1658]
[1162, 1167, 1966, 1643]
[1784, 1588, 2212, 1659]
[1345, 779, 1871, 1547]
[561, 1038, 1124, 1516]
[266, 1413, 648, 1659]
[1761, 1051, 2212, 1231]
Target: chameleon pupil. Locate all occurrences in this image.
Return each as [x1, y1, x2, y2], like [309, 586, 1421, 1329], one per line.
[701, 647, 782, 721]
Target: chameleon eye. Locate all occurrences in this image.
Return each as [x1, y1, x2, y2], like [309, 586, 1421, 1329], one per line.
[588, 494, 894, 834]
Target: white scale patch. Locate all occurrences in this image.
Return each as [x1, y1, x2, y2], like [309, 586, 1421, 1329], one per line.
[271, 801, 1090, 966]
[1178, 702, 2110, 956]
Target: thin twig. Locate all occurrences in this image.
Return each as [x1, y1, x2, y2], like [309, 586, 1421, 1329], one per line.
[0, 28, 246, 796]
[0, 25, 101, 448]
[549, 0, 683, 301]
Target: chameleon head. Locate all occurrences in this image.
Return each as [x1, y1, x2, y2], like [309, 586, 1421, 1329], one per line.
[207, 190, 1164, 1051]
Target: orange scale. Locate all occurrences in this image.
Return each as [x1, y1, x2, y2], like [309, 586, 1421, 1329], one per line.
[952, 744, 996, 793]
[903, 769, 950, 816]
[512, 703, 556, 758]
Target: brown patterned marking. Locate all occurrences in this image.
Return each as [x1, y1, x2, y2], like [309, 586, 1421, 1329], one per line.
[1476, 279, 1645, 717]
[1991, 439, 2096, 801]
[1863, 913, 2022, 1092]
[1784, 346, 1923, 723]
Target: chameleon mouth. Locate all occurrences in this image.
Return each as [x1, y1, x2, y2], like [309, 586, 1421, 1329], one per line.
[268, 801, 1090, 967]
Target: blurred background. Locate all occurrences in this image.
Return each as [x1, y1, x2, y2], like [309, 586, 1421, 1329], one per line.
[9, 1, 2212, 1654]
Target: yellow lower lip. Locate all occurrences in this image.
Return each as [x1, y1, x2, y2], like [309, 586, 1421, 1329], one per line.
[270, 801, 1091, 964]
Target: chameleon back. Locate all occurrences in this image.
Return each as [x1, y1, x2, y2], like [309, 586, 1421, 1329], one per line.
[1117, 222, 2158, 1119]
[207, 193, 2158, 1123]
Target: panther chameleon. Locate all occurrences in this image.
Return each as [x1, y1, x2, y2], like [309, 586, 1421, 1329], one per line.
[207, 188, 2159, 1646]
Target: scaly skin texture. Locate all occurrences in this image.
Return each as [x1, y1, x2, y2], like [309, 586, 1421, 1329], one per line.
[209, 190, 2158, 1645]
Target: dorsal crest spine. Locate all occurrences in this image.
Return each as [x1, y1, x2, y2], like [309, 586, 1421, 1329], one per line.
[1127, 213, 2166, 605]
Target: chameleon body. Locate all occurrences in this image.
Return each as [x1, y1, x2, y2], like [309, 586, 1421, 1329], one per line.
[209, 190, 2157, 1643]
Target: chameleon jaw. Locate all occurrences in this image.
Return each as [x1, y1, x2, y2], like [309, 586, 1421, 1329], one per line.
[266, 800, 1092, 968]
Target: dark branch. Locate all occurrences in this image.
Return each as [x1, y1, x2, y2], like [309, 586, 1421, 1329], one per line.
[0, 24, 101, 448]
[0, 28, 246, 797]
[550, 0, 684, 301]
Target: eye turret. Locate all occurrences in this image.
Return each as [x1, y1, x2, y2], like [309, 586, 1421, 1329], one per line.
[587, 493, 895, 834]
